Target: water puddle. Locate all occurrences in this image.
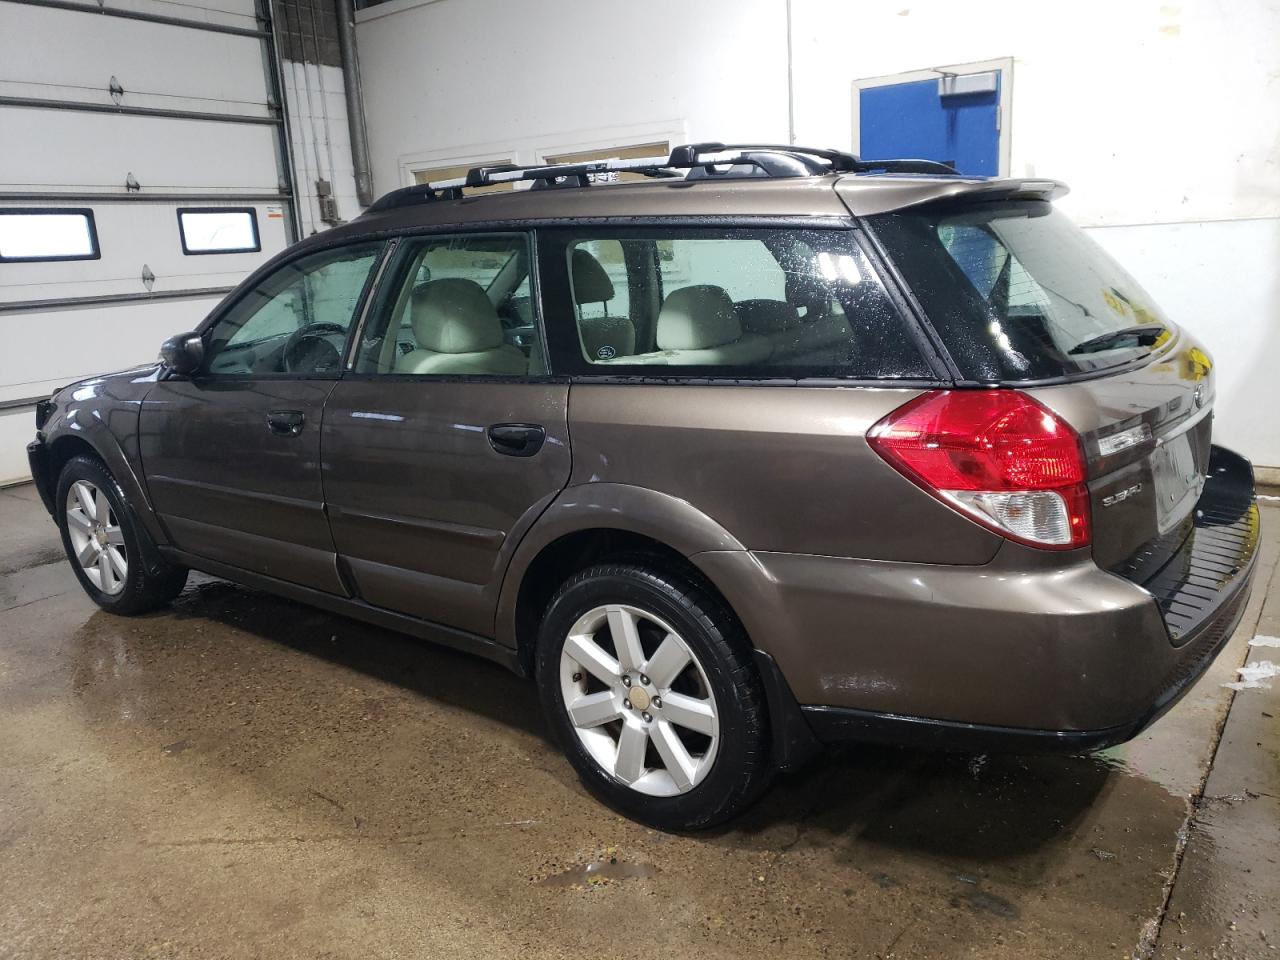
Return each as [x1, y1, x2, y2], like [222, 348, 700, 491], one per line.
[540, 859, 657, 888]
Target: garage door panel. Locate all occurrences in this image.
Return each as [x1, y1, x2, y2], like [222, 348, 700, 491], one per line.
[0, 6, 270, 112]
[0, 202, 289, 298]
[0, 295, 228, 404]
[1, 0, 294, 484]
[23, 0, 265, 32]
[0, 109, 282, 190]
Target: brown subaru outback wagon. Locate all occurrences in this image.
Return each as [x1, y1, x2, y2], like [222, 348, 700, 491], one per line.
[28, 144, 1260, 829]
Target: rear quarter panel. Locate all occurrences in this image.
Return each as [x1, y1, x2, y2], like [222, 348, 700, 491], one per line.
[566, 382, 1003, 563]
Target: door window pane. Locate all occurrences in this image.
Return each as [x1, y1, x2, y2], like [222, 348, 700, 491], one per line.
[354, 233, 541, 377]
[560, 229, 929, 379]
[202, 242, 382, 376]
[0, 209, 99, 262]
[178, 208, 260, 254]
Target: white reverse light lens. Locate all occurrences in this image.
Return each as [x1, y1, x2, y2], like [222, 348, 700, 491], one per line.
[943, 490, 1073, 546]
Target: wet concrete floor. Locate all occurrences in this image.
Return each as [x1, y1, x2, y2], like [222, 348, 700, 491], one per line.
[1, 482, 1277, 959]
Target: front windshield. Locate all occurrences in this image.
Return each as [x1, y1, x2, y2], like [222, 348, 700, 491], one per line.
[867, 201, 1174, 381]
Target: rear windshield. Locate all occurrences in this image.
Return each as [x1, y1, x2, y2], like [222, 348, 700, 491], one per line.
[867, 201, 1174, 381]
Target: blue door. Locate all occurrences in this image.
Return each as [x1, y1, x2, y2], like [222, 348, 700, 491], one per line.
[859, 73, 1001, 176]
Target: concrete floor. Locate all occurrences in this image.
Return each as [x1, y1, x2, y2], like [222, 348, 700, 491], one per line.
[1, 482, 1277, 960]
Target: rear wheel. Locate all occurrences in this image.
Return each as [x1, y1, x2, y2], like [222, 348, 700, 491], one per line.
[535, 561, 770, 830]
[56, 454, 188, 615]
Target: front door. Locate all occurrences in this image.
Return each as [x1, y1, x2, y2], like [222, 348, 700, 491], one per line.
[139, 240, 385, 592]
[322, 232, 570, 636]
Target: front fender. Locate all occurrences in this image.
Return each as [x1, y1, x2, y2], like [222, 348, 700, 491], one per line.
[493, 482, 746, 648]
[38, 370, 167, 545]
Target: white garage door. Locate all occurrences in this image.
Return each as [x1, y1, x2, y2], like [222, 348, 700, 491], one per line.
[0, 0, 297, 484]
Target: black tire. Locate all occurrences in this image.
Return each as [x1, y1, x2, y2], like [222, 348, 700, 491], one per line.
[55, 454, 188, 615]
[535, 561, 771, 830]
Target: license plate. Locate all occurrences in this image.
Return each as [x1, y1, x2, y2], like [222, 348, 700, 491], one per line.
[1152, 430, 1205, 533]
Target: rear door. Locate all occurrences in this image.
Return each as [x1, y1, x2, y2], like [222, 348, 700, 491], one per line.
[139, 241, 384, 592]
[321, 232, 570, 637]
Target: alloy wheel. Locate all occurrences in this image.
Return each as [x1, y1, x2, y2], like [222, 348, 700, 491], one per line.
[559, 603, 720, 797]
[65, 480, 128, 596]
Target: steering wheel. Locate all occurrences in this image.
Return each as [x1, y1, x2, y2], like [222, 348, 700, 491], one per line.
[282, 322, 346, 373]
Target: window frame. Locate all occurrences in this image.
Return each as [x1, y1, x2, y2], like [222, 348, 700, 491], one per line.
[0, 207, 101, 263]
[536, 222, 949, 385]
[176, 206, 262, 256]
[189, 239, 391, 382]
[341, 227, 557, 384]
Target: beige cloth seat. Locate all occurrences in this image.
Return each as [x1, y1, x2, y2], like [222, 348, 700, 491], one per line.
[612, 284, 771, 366]
[570, 248, 636, 361]
[395, 278, 526, 375]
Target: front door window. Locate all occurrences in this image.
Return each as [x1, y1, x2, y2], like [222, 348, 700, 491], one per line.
[201, 242, 383, 376]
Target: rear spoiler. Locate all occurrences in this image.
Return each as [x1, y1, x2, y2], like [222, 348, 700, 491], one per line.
[835, 176, 1069, 217]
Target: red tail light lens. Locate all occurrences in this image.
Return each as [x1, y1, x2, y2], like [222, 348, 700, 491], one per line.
[868, 390, 1091, 550]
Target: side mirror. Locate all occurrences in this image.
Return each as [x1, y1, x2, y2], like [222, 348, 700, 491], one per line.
[159, 332, 204, 376]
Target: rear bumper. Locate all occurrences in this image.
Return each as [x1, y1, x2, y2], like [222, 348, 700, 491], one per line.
[697, 444, 1259, 753]
[801, 569, 1251, 753]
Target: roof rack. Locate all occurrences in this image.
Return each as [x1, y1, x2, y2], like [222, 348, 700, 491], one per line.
[364, 143, 960, 213]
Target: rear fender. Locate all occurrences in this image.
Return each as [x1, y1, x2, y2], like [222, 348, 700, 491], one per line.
[493, 482, 745, 648]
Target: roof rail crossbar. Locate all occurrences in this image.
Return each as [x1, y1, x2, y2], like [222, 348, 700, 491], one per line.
[364, 181, 464, 213]
[853, 158, 960, 175]
[363, 143, 964, 213]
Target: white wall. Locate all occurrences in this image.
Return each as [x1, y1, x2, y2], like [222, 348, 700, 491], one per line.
[282, 61, 365, 234]
[355, 0, 789, 187]
[354, 0, 1280, 466]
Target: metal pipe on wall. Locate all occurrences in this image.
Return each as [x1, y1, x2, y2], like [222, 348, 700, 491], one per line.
[334, 0, 373, 206]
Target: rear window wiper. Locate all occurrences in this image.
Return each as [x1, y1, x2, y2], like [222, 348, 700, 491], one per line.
[1068, 324, 1166, 355]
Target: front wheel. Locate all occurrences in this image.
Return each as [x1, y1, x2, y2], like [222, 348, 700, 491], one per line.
[56, 454, 188, 615]
[535, 562, 771, 830]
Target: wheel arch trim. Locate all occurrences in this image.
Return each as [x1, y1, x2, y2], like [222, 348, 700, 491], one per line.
[40, 405, 167, 546]
[494, 482, 747, 652]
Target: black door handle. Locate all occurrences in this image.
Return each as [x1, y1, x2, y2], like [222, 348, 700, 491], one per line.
[266, 409, 306, 436]
[487, 422, 546, 457]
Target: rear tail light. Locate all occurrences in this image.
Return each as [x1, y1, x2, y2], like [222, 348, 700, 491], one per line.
[868, 390, 1091, 550]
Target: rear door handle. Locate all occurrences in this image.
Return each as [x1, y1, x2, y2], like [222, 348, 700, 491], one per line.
[487, 422, 546, 457]
[266, 409, 306, 436]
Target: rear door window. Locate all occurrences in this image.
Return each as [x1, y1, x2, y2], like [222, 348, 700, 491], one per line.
[541, 227, 931, 379]
[868, 202, 1174, 381]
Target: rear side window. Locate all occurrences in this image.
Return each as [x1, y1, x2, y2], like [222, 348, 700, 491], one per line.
[867, 202, 1174, 381]
[543, 228, 930, 379]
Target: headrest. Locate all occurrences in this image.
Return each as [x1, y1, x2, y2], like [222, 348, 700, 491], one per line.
[570, 248, 615, 304]
[411, 278, 504, 354]
[736, 299, 801, 335]
[784, 270, 830, 319]
[656, 285, 742, 351]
